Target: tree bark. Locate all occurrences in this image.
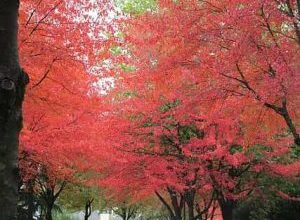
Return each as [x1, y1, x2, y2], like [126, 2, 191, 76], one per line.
[155, 190, 183, 220]
[184, 190, 195, 220]
[45, 204, 53, 220]
[219, 200, 235, 220]
[264, 100, 300, 146]
[84, 199, 93, 220]
[0, 0, 29, 220]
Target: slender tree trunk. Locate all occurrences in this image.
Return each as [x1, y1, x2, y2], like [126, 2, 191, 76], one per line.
[0, 0, 29, 219]
[121, 207, 127, 220]
[27, 198, 35, 220]
[155, 191, 181, 220]
[22, 182, 35, 220]
[265, 100, 300, 145]
[183, 203, 186, 220]
[185, 191, 195, 220]
[45, 210, 52, 220]
[219, 200, 235, 220]
[26, 182, 36, 220]
[45, 203, 53, 220]
[84, 199, 93, 220]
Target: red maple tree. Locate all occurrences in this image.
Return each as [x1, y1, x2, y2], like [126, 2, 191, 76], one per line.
[98, 1, 300, 219]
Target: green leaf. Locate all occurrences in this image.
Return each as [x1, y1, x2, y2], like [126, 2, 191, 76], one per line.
[109, 46, 122, 56]
[115, 0, 157, 15]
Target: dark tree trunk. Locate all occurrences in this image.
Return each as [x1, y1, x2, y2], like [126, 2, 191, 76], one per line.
[155, 191, 183, 220]
[264, 100, 300, 146]
[185, 190, 195, 220]
[84, 199, 93, 220]
[0, 0, 29, 220]
[40, 183, 66, 220]
[168, 188, 183, 220]
[121, 207, 127, 220]
[27, 189, 35, 220]
[45, 210, 52, 220]
[17, 180, 36, 220]
[45, 203, 54, 220]
[219, 200, 236, 220]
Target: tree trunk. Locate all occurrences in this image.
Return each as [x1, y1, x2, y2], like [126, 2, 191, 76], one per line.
[45, 204, 53, 220]
[121, 207, 127, 220]
[219, 200, 235, 220]
[264, 100, 300, 146]
[27, 187, 35, 220]
[155, 191, 182, 220]
[18, 183, 36, 220]
[84, 199, 93, 220]
[0, 0, 29, 220]
[185, 190, 196, 220]
[185, 190, 195, 220]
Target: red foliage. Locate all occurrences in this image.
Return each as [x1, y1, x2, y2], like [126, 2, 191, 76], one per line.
[18, 0, 111, 186]
[98, 0, 300, 218]
[17, 0, 300, 219]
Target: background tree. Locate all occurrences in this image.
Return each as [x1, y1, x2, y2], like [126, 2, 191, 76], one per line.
[97, 1, 300, 220]
[17, 0, 110, 218]
[19, 148, 70, 220]
[58, 183, 103, 220]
